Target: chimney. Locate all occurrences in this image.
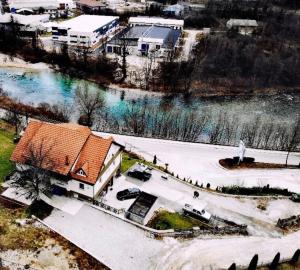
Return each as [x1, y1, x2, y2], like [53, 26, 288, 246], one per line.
[65, 156, 70, 166]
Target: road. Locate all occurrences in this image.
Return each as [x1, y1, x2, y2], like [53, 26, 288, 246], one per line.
[97, 132, 300, 192]
[182, 29, 202, 60]
[44, 203, 300, 270]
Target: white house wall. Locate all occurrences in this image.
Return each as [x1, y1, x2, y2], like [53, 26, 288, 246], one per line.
[104, 144, 121, 166]
[94, 151, 122, 196]
[68, 179, 94, 197]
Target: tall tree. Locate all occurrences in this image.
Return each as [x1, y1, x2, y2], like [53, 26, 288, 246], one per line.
[285, 117, 300, 166]
[75, 85, 105, 127]
[11, 138, 56, 200]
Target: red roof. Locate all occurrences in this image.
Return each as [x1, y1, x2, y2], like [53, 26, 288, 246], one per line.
[11, 121, 118, 184]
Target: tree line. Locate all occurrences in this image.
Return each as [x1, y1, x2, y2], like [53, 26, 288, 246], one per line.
[93, 97, 300, 152]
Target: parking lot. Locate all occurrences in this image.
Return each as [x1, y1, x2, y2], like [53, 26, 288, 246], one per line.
[103, 163, 208, 224]
[102, 162, 300, 236]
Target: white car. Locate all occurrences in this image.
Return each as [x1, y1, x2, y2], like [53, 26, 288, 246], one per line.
[183, 203, 212, 222]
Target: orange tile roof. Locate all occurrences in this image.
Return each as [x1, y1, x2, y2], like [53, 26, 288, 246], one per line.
[11, 121, 116, 185]
[71, 135, 113, 184]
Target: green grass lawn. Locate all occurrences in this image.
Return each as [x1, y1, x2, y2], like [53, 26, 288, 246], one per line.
[147, 210, 210, 230]
[121, 151, 165, 173]
[0, 124, 16, 183]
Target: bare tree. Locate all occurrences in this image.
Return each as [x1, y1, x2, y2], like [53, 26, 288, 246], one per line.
[285, 117, 300, 166]
[4, 108, 23, 134]
[11, 138, 57, 200]
[119, 31, 130, 82]
[75, 85, 105, 127]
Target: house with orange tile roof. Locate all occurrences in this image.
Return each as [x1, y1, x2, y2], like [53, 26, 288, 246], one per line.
[10, 120, 124, 200]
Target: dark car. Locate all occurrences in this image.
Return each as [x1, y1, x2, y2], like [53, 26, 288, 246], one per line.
[127, 170, 151, 181]
[290, 193, 300, 202]
[116, 188, 141, 201]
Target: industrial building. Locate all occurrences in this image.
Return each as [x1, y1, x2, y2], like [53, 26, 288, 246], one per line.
[7, 0, 75, 13]
[0, 13, 50, 33]
[51, 15, 119, 49]
[106, 16, 183, 57]
[128, 17, 184, 30]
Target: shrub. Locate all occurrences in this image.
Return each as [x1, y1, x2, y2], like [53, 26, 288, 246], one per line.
[26, 200, 53, 220]
[269, 252, 280, 270]
[248, 254, 258, 270]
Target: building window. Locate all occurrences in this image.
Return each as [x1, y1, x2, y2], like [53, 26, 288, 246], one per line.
[79, 183, 84, 190]
[156, 45, 161, 50]
[77, 169, 86, 176]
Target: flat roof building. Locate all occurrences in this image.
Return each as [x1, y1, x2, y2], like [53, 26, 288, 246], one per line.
[107, 25, 181, 57]
[0, 13, 50, 32]
[226, 19, 258, 35]
[52, 15, 119, 49]
[76, 0, 106, 14]
[125, 192, 157, 225]
[129, 16, 184, 30]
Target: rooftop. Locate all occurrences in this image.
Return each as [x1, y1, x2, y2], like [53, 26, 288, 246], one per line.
[118, 25, 181, 47]
[227, 19, 258, 27]
[57, 15, 118, 32]
[8, 0, 59, 9]
[0, 13, 49, 25]
[10, 121, 118, 184]
[77, 0, 106, 7]
[129, 16, 184, 27]
[127, 192, 157, 218]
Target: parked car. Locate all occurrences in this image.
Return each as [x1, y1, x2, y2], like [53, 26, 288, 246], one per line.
[128, 170, 151, 181]
[183, 203, 212, 222]
[117, 188, 141, 201]
[290, 193, 300, 202]
[161, 174, 168, 180]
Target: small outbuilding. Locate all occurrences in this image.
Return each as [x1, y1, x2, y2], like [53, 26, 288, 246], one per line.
[125, 192, 157, 225]
[226, 19, 258, 35]
[162, 4, 184, 17]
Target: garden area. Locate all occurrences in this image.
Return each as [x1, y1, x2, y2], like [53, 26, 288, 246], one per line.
[0, 120, 16, 184]
[121, 151, 165, 173]
[221, 185, 292, 197]
[219, 157, 299, 170]
[0, 194, 107, 269]
[147, 210, 211, 231]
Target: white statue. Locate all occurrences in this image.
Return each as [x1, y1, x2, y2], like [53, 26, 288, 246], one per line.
[238, 140, 246, 163]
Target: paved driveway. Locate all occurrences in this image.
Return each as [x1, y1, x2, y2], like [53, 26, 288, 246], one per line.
[104, 167, 298, 238]
[96, 132, 300, 192]
[44, 205, 164, 270]
[43, 203, 300, 270]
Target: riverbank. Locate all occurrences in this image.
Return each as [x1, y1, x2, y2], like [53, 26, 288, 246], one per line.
[0, 53, 49, 70]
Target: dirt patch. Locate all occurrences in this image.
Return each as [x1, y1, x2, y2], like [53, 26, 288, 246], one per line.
[256, 198, 269, 211]
[0, 204, 108, 269]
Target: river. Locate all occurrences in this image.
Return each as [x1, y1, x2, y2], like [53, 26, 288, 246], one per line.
[0, 66, 299, 133]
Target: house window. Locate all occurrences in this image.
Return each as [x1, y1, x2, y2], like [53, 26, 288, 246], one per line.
[77, 169, 86, 176]
[156, 45, 161, 50]
[79, 183, 84, 189]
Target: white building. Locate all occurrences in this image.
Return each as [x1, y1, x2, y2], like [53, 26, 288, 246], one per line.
[0, 13, 50, 32]
[52, 15, 119, 49]
[129, 17, 184, 30]
[162, 4, 184, 17]
[107, 25, 182, 57]
[7, 0, 75, 12]
[226, 19, 258, 35]
[10, 121, 124, 201]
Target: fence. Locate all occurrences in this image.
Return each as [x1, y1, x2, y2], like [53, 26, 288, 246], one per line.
[93, 200, 125, 215]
